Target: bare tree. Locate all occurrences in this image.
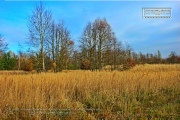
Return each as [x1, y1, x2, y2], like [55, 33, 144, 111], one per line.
[80, 18, 116, 70]
[80, 22, 96, 70]
[0, 34, 8, 55]
[50, 21, 55, 62]
[48, 21, 73, 72]
[27, 2, 52, 71]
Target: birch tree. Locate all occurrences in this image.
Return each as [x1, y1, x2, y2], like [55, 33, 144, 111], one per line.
[27, 2, 52, 71]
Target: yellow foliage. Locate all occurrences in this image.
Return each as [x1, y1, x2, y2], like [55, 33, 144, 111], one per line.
[52, 62, 56, 68]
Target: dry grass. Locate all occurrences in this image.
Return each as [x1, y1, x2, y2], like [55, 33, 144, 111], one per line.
[0, 64, 179, 119]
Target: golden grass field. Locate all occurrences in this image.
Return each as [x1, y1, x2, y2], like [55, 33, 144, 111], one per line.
[0, 64, 179, 119]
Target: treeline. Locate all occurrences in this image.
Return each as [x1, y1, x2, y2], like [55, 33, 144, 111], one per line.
[0, 3, 179, 71]
[131, 51, 180, 64]
[0, 49, 179, 71]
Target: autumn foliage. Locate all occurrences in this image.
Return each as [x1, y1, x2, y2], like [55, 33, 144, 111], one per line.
[123, 58, 136, 70]
[127, 58, 136, 67]
[21, 59, 34, 72]
[81, 59, 91, 70]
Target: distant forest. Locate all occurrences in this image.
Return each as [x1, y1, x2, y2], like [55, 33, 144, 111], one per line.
[0, 3, 180, 72]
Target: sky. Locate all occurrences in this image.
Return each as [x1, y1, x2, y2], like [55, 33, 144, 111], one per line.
[0, 0, 180, 58]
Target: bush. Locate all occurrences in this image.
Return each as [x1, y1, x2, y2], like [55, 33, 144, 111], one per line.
[123, 58, 136, 70]
[21, 58, 34, 72]
[127, 58, 136, 67]
[81, 59, 91, 70]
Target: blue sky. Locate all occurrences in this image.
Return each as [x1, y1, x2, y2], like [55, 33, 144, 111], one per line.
[0, 1, 180, 58]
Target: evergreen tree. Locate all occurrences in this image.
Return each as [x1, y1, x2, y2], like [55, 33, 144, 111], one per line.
[0, 52, 17, 70]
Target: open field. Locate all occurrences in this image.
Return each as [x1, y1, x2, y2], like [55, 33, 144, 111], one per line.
[0, 64, 180, 119]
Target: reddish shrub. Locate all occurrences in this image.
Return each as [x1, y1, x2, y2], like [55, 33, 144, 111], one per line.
[81, 59, 91, 70]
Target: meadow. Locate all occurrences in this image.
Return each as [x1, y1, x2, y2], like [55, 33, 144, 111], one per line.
[0, 64, 179, 119]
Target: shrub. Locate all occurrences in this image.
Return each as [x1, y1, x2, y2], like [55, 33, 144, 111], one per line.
[21, 58, 34, 72]
[123, 58, 136, 70]
[81, 59, 91, 70]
